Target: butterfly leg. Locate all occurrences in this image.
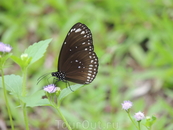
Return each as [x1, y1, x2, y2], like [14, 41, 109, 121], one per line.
[64, 80, 74, 92]
[53, 78, 60, 84]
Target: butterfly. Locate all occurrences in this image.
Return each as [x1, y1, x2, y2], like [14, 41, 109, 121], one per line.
[51, 23, 99, 84]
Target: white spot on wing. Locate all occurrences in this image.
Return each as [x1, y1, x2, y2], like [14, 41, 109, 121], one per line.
[75, 28, 82, 33]
[89, 65, 93, 67]
[88, 73, 91, 76]
[87, 76, 90, 79]
[81, 31, 85, 34]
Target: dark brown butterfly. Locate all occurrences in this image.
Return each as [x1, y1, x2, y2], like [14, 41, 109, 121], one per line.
[51, 23, 98, 84]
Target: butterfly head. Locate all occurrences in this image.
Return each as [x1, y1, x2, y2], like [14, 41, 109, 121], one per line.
[51, 71, 66, 82]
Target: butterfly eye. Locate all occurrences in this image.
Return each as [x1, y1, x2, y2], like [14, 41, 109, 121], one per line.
[51, 23, 99, 84]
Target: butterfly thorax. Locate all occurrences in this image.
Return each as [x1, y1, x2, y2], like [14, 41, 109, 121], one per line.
[51, 71, 66, 81]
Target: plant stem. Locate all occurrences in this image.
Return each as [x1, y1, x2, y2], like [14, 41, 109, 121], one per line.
[22, 103, 29, 130]
[21, 68, 29, 130]
[22, 68, 27, 97]
[127, 111, 138, 129]
[1, 69, 15, 130]
[138, 121, 141, 130]
[56, 107, 72, 130]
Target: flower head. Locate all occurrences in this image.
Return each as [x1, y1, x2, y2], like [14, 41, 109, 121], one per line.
[43, 84, 59, 93]
[21, 53, 28, 60]
[121, 101, 133, 110]
[134, 111, 145, 121]
[0, 42, 12, 52]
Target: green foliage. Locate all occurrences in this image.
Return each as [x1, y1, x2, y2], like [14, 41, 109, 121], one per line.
[24, 39, 52, 65]
[21, 84, 83, 107]
[11, 39, 52, 70]
[0, 53, 12, 69]
[59, 84, 83, 101]
[0, 0, 173, 129]
[22, 90, 50, 107]
[0, 75, 22, 96]
[145, 116, 157, 128]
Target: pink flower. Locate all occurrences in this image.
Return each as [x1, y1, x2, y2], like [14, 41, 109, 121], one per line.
[0, 42, 12, 52]
[134, 111, 145, 121]
[43, 84, 59, 93]
[121, 101, 133, 110]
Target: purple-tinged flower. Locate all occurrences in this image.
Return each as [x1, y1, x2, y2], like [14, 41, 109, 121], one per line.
[0, 42, 12, 52]
[122, 101, 133, 110]
[43, 84, 59, 93]
[134, 111, 145, 121]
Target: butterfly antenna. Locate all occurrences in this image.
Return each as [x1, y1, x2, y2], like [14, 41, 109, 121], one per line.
[37, 72, 51, 85]
[46, 75, 54, 84]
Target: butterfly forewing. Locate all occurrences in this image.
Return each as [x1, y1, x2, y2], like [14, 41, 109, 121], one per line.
[54, 23, 98, 84]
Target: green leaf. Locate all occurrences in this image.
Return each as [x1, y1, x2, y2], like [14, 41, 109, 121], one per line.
[1, 53, 12, 63]
[21, 90, 50, 107]
[10, 55, 23, 68]
[24, 39, 52, 65]
[0, 74, 22, 96]
[0, 53, 12, 69]
[59, 84, 84, 101]
[145, 116, 157, 128]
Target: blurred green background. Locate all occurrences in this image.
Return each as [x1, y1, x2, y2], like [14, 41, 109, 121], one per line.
[1, 0, 173, 130]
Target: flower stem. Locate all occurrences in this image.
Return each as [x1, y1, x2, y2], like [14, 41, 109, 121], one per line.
[22, 103, 29, 130]
[56, 107, 72, 130]
[138, 122, 141, 130]
[127, 111, 138, 129]
[21, 68, 29, 130]
[1, 69, 15, 130]
[22, 68, 27, 97]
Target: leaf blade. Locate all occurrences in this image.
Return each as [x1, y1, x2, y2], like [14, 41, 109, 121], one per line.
[59, 84, 83, 101]
[24, 39, 52, 65]
[0, 74, 22, 96]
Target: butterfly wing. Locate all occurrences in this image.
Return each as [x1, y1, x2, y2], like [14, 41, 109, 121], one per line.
[58, 23, 98, 84]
